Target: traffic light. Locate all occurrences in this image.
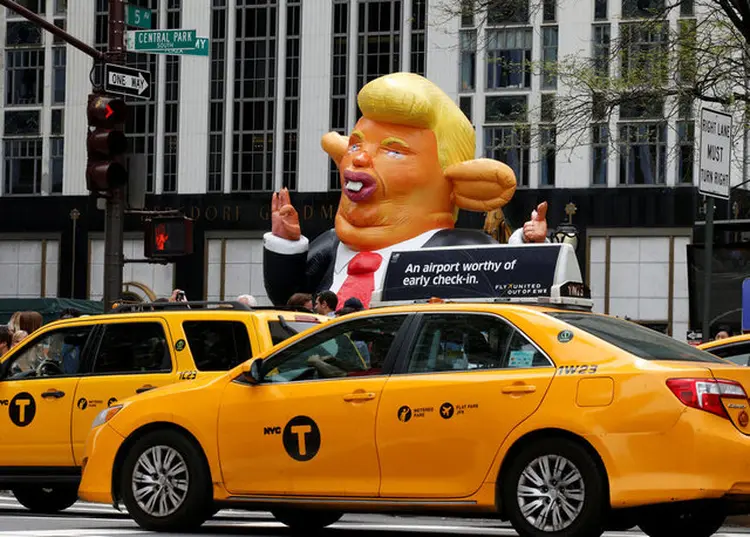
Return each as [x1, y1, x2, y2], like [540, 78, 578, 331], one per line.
[144, 216, 194, 258]
[86, 93, 128, 192]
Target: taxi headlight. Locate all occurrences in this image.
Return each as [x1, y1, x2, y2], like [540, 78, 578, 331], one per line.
[91, 404, 123, 429]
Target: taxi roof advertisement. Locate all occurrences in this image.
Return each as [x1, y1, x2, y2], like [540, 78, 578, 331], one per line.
[382, 244, 562, 302]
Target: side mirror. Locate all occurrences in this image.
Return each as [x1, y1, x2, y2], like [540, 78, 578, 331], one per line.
[242, 358, 263, 385]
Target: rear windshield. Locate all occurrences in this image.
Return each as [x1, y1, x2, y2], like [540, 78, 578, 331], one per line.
[268, 319, 321, 346]
[548, 312, 726, 363]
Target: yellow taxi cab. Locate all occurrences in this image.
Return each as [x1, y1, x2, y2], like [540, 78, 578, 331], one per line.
[699, 334, 750, 366]
[78, 244, 750, 537]
[0, 300, 325, 514]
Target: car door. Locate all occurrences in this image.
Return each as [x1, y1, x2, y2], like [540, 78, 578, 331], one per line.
[376, 312, 556, 498]
[216, 313, 410, 497]
[70, 318, 176, 464]
[0, 323, 95, 468]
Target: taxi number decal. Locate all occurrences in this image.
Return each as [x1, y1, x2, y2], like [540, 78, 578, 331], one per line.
[558, 365, 598, 375]
[178, 370, 197, 380]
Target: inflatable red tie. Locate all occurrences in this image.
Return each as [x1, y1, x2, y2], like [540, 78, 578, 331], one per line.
[336, 252, 383, 310]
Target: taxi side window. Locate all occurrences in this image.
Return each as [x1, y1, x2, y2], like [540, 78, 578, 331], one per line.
[406, 314, 550, 373]
[260, 315, 407, 383]
[182, 321, 253, 371]
[5, 326, 93, 380]
[91, 322, 171, 375]
[711, 342, 750, 366]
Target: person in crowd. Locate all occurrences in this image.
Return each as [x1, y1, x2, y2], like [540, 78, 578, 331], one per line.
[7, 312, 20, 333]
[314, 291, 338, 317]
[170, 289, 189, 303]
[59, 308, 81, 320]
[715, 325, 732, 340]
[343, 297, 365, 312]
[335, 306, 357, 317]
[16, 311, 42, 335]
[12, 330, 28, 348]
[0, 326, 11, 357]
[287, 292, 313, 311]
[237, 294, 258, 307]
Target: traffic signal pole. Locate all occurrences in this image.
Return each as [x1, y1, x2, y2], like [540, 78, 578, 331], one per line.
[103, 0, 127, 309]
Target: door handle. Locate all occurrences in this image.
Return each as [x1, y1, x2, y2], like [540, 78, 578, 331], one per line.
[343, 392, 376, 402]
[41, 390, 65, 399]
[136, 384, 156, 394]
[502, 384, 537, 395]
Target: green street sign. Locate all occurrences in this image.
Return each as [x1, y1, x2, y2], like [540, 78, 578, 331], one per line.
[141, 36, 209, 57]
[125, 29, 197, 53]
[125, 4, 152, 30]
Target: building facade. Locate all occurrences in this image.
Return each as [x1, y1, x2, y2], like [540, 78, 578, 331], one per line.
[0, 0, 739, 339]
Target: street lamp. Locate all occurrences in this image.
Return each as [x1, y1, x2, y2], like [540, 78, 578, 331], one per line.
[551, 202, 580, 251]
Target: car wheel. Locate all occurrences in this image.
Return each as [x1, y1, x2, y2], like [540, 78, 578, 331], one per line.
[502, 438, 606, 537]
[12, 484, 78, 513]
[638, 509, 725, 537]
[120, 430, 211, 532]
[272, 508, 343, 532]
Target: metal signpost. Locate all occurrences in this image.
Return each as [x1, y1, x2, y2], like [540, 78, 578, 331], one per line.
[698, 108, 732, 342]
[103, 63, 152, 100]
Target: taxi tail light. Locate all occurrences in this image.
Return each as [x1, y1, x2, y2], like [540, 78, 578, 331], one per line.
[666, 378, 747, 419]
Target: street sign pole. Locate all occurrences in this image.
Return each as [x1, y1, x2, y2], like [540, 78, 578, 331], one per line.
[103, 0, 127, 310]
[698, 108, 733, 342]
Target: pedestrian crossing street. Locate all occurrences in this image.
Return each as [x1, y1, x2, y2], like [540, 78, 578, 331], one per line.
[0, 497, 750, 536]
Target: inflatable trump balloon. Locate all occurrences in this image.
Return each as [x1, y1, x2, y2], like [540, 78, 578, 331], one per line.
[263, 72, 549, 309]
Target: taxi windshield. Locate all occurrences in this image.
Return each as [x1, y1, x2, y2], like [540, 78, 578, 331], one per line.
[549, 312, 726, 363]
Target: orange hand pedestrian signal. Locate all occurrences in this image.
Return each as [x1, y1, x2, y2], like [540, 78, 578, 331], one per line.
[155, 224, 168, 251]
[144, 216, 194, 259]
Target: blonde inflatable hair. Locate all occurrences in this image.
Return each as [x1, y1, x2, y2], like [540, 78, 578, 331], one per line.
[357, 72, 475, 170]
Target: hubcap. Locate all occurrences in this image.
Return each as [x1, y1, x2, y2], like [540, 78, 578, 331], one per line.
[131, 445, 189, 518]
[516, 454, 585, 532]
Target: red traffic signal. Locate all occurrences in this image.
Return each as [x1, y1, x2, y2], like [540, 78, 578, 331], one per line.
[144, 216, 194, 259]
[86, 93, 128, 193]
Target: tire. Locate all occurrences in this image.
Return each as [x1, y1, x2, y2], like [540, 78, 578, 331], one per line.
[638, 509, 725, 537]
[272, 508, 343, 532]
[120, 430, 211, 532]
[501, 437, 606, 537]
[12, 484, 78, 513]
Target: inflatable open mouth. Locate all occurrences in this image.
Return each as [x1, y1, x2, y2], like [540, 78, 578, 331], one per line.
[343, 171, 377, 202]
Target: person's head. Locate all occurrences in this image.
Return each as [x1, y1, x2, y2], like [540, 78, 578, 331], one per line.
[314, 291, 338, 315]
[17, 311, 42, 335]
[7, 312, 21, 333]
[12, 330, 28, 348]
[237, 294, 258, 307]
[715, 330, 731, 340]
[287, 292, 313, 311]
[343, 297, 365, 312]
[322, 72, 516, 251]
[0, 326, 11, 356]
[336, 306, 356, 317]
[59, 308, 81, 320]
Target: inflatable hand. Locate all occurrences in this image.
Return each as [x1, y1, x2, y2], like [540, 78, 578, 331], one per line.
[444, 159, 517, 212]
[271, 187, 301, 241]
[522, 202, 548, 243]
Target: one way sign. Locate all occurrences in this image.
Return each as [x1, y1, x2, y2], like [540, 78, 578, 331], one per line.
[103, 63, 152, 100]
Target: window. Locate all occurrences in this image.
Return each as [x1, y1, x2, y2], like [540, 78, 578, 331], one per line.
[620, 22, 668, 84]
[710, 343, 750, 367]
[486, 29, 533, 90]
[487, 0, 529, 24]
[4, 139, 42, 195]
[543, 0, 556, 21]
[208, 0, 227, 192]
[548, 312, 725, 363]
[92, 323, 171, 374]
[182, 321, 253, 371]
[6, 21, 42, 46]
[595, 0, 607, 19]
[232, 1, 277, 192]
[541, 27, 558, 90]
[260, 315, 406, 382]
[7, 0, 43, 14]
[677, 120, 694, 184]
[680, 0, 694, 16]
[485, 95, 527, 122]
[592, 24, 610, 78]
[410, 0, 427, 76]
[540, 125, 556, 186]
[5, 326, 93, 380]
[461, 0, 475, 27]
[677, 19, 696, 85]
[268, 318, 324, 346]
[622, 0, 665, 17]
[618, 122, 666, 184]
[50, 137, 64, 194]
[592, 124, 609, 185]
[4, 110, 40, 136]
[51, 109, 64, 135]
[541, 94, 555, 122]
[459, 96, 473, 123]
[284, 0, 302, 190]
[406, 314, 550, 373]
[460, 30, 476, 92]
[52, 47, 66, 104]
[6, 49, 44, 105]
[356, 0, 402, 110]
[330, 0, 349, 190]
[485, 126, 530, 187]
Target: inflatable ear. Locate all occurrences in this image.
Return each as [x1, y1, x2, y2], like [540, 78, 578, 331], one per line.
[321, 132, 349, 164]
[445, 158, 517, 212]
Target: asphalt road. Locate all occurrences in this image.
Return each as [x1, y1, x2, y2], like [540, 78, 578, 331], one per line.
[1, 497, 750, 537]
